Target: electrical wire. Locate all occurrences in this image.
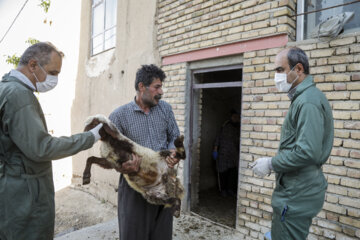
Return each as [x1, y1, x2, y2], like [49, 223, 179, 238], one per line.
[292, 0, 360, 18]
[0, 0, 30, 45]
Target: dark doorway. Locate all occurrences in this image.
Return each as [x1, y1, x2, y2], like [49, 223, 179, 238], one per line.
[188, 65, 242, 228]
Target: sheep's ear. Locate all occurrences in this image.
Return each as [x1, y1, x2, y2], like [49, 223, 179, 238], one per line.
[102, 123, 119, 139]
[84, 118, 99, 132]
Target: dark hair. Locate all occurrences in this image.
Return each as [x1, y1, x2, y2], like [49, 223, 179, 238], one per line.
[287, 47, 309, 74]
[19, 42, 64, 66]
[135, 64, 166, 91]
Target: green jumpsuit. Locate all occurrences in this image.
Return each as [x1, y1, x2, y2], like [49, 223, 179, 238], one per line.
[0, 74, 95, 240]
[271, 75, 334, 240]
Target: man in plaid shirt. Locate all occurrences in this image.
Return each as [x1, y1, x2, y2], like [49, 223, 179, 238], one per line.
[109, 64, 181, 240]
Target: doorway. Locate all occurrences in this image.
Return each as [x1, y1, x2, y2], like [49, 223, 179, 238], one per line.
[187, 64, 242, 228]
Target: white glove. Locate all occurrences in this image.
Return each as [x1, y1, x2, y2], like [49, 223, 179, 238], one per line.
[249, 157, 272, 178]
[89, 123, 103, 142]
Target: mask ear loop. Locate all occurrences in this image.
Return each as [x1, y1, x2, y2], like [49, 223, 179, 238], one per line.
[288, 64, 299, 86]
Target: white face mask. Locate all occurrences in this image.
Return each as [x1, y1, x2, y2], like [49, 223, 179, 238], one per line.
[33, 64, 58, 92]
[274, 66, 299, 92]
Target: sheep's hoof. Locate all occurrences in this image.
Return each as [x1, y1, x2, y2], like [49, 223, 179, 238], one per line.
[82, 175, 91, 185]
[172, 198, 181, 218]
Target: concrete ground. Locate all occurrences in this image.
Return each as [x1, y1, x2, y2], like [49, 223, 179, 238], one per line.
[54, 186, 245, 240]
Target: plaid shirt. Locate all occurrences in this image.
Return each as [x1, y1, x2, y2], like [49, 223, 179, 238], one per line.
[109, 99, 180, 151]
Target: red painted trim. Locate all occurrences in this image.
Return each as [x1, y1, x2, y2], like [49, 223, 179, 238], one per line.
[162, 34, 288, 65]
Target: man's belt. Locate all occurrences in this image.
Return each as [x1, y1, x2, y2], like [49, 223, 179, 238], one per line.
[0, 159, 51, 179]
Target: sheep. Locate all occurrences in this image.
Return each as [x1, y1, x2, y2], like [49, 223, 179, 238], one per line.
[82, 114, 186, 217]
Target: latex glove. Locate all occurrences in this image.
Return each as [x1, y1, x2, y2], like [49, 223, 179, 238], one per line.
[212, 151, 218, 160]
[249, 157, 272, 178]
[89, 123, 103, 142]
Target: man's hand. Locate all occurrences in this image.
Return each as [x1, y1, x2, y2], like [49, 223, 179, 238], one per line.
[115, 153, 141, 174]
[249, 157, 272, 178]
[166, 149, 180, 168]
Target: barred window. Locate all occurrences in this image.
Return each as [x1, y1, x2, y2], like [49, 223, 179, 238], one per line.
[91, 0, 117, 55]
[297, 0, 360, 40]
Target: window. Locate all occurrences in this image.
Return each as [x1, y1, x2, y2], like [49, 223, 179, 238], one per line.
[297, 0, 360, 40]
[91, 0, 117, 55]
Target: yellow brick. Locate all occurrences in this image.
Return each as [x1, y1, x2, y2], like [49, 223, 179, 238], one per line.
[242, 31, 259, 39]
[252, 72, 269, 80]
[252, 57, 270, 65]
[348, 64, 360, 71]
[241, 15, 256, 24]
[323, 202, 347, 214]
[273, 7, 291, 17]
[335, 47, 350, 55]
[229, 25, 244, 34]
[253, 2, 271, 13]
[255, 66, 265, 72]
[334, 129, 350, 138]
[259, 27, 277, 36]
[334, 65, 347, 72]
[325, 74, 351, 82]
[317, 83, 333, 91]
[252, 20, 270, 30]
[277, 25, 290, 32]
[310, 66, 333, 74]
[352, 111, 360, 120]
[244, 24, 252, 31]
[256, 12, 270, 21]
[350, 92, 360, 100]
[244, 66, 255, 73]
[270, 19, 277, 26]
[328, 55, 354, 64]
[333, 102, 359, 110]
[330, 37, 357, 47]
[241, 0, 257, 9]
[251, 102, 268, 109]
[343, 139, 360, 149]
[311, 49, 335, 58]
[332, 111, 351, 120]
[323, 165, 347, 176]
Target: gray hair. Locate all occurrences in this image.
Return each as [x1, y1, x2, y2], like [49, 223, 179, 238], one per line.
[19, 42, 64, 66]
[287, 47, 309, 74]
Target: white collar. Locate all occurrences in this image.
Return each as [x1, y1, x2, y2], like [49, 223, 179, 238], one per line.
[9, 69, 36, 90]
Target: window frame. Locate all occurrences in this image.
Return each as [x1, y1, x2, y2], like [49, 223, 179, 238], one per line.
[296, 0, 360, 41]
[91, 0, 117, 56]
[296, 0, 305, 41]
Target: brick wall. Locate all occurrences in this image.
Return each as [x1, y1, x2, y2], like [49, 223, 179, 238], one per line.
[157, 0, 296, 56]
[157, 0, 360, 239]
[240, 34, 360, 239]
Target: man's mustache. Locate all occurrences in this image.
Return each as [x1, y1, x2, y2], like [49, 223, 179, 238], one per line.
[154, 95, 162, 100]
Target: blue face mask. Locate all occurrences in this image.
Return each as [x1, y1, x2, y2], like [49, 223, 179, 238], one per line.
[33, 64, 58, 92]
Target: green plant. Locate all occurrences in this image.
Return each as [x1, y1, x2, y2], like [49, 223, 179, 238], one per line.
[5, 54, 20, 67]
[38, 0, 51, 13]
[5, 38, 40, 68]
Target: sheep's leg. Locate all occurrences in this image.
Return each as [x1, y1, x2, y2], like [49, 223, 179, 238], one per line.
[83, 156, 113, 185]
[170, 198, 181, 218]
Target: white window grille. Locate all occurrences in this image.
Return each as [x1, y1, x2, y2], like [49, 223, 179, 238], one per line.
[297, 0, 360, 41]
[91, 0, 117, 55]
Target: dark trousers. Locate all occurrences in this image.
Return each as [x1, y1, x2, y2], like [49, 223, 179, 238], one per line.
[219, 167, 238, 193]
[118, 175, 173, 240]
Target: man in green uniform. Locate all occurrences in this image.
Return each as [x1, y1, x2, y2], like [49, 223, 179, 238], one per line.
[250, 47, 334, 239]
[0, 42, 102, 240]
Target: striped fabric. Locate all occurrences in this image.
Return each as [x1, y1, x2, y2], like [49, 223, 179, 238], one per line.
[109, 99, 180, 151]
